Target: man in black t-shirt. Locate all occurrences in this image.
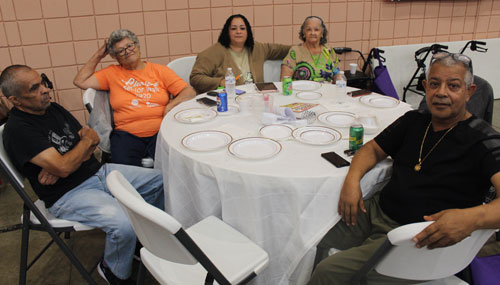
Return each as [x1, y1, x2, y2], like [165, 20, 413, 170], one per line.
[309, 54, 500, 284]
[1, 65, 164, 285]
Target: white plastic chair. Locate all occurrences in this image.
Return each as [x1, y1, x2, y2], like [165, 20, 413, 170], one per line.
[83, 88, 153, 167]
[0, 124, 98, 284]
[167, 56, 197, 84]
[263, 59, 283, 82]
[106, 170, 269, 285]
[83, 88, 95, 113]
[352, 221, 495, 285]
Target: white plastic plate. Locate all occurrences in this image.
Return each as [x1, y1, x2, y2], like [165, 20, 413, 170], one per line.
[212, 105, 239, 116]
[174, 108, 217, 123]
[292, 126, 341, 145]
[235, 93, 262, 104]
[296, 91, 322, 100]
[292, 80, 321, 91]
[359, 95, 400, 108]
[228, 137, 282, 160]
[317, 111, 357, 128]
[259, 125, 293, 141]
[181, 130, 232, 152]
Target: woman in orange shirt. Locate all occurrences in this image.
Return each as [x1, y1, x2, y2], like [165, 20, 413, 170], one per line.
[74, 29, 196, 166]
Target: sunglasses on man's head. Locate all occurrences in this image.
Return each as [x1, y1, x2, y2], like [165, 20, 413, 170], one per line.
[41, 73, 53, 90]
[430, 52, 473, 74]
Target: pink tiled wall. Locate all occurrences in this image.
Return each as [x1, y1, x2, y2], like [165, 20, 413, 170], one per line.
[1, 0, 499, 124]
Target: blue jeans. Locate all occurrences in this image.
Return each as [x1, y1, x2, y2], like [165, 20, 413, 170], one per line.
[48, 163, 164, 279]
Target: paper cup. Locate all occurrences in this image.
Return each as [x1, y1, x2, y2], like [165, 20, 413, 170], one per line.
[349, 63, 358, 75]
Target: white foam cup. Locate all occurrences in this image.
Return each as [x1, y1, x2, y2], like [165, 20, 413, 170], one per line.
[349, 63, 358, 75]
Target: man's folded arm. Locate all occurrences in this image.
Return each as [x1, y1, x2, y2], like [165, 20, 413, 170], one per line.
[30, 126, 99, 178]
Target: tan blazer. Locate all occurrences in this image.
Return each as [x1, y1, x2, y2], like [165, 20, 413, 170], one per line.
[190, 42, 290, 94]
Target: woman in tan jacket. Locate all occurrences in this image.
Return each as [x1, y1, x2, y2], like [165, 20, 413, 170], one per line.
[190, 14, 290, 94]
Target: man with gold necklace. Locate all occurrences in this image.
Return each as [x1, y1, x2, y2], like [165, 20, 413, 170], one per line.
[309, 53, 500, 284]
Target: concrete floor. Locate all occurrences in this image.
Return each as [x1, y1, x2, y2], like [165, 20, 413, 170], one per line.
[1, 95, 500, 284]
[0, 169, 158, 284]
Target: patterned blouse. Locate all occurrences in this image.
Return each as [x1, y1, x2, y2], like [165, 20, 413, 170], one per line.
[283, 44, 340, 82]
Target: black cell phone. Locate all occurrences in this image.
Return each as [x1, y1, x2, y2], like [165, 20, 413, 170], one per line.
[321, 151, 350, 168]
[196, 97, 217, 107]
[255, 82, 278, 92]
[207, 91, 219, 97]
[348, 89, 372, 97]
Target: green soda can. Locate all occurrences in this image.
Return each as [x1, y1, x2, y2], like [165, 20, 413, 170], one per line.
[349, 123, 364, 151]
[283, 76, 292, 95]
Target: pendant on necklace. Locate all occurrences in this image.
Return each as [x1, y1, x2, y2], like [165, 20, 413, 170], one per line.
[414, 164, 421, 172]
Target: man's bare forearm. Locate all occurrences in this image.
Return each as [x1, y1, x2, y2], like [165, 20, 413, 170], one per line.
[345, 140, 387, 183]
[163, 85, 196, 115]
[31, 127, 100, 178]
[74, 54, 102, 89]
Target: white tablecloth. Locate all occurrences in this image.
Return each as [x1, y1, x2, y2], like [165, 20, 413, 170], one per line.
[155, 83, 412, 285]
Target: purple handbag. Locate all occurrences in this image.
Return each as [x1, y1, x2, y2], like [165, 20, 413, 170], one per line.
[470, 254, 500, 284]
[371, 48, 399, 100]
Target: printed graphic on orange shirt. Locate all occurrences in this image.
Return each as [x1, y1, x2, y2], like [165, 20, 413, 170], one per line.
[121, 77, 161, 107]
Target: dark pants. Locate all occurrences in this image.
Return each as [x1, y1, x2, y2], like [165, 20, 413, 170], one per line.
[309, 193, 422, 285]
[110, 130, 157, 167]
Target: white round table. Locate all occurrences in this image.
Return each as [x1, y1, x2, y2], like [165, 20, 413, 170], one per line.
[155, 83, 412, 285]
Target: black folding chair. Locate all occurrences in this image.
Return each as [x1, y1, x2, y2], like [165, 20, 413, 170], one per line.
[0, 124, 99, 285]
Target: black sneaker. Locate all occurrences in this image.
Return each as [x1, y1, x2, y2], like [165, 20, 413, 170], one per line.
[97, 262, 135, 285]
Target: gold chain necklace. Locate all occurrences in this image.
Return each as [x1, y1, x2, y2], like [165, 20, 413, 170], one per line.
[414, 122, 456, 172]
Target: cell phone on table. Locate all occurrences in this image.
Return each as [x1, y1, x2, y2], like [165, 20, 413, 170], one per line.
[196, 97, 217, 107]
[348, 89, 372, 97]
[255, 82, 278, 92]
[321, 151, 350, 168]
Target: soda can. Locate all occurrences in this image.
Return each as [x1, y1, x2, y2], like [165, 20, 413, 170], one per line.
[217, 92, 228, 112]
[283, 76, 293, 96]
[349, 123, 364, 151]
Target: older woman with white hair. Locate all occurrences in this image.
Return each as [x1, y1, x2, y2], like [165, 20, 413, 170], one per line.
[281, 16, 341, 82]
[74, 29, 196, 166]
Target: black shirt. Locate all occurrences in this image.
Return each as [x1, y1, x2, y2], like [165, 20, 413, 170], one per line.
[375, 110, 500, 225]
[3, 103, 102, 207]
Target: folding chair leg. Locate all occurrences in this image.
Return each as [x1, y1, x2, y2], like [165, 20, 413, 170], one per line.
[19, 203, 97, 284]
[19, 205, 30, 285]
[48, 231, 96, 284]
[27, 238, 55, 270]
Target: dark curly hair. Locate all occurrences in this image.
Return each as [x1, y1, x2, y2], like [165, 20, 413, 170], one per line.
[299, 16, 328, 45]
[218, 14, 254, 51]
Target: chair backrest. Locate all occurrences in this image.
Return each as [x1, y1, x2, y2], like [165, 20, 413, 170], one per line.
[167, 56, 197, 84]
[0, 124, 25, 189]
[376, 221, 495, 281]
[263, 59, 282, 82]
[106, 170, 198, 265]
[84, 88, 114, 154]
[83, 88, 96, 113]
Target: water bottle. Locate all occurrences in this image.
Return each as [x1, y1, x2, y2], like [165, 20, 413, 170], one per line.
[336, 71, 347, 97]
[225, 67, 236, 97]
